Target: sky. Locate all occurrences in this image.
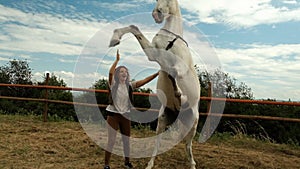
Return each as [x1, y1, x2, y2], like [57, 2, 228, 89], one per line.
[0, 0, 299, 101]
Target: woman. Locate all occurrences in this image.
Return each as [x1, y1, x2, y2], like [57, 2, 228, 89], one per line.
[104, 50, 159, 169]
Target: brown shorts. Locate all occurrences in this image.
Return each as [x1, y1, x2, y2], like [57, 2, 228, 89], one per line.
[106, 111, 131, 136]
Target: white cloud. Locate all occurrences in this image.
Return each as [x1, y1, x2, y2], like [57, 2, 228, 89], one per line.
[282, 0, 298, 5]
[0, 56, 10, 62]
[216, 43, 300, 100]
[180, 0, 300, 28]
[89, 0, 155, 13]
[0, 5, 105, 56]
[33, 70, 79, 91]
[94, 2, 140, 12]
[133, 0, 155, 3]
[0, 3, 112, 87]
[58, 58, 77, 63]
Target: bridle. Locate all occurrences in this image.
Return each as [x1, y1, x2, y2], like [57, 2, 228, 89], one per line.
[160, 28, 188, 50]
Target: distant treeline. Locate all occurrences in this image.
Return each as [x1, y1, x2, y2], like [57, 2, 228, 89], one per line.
[0, 59, 299, 145]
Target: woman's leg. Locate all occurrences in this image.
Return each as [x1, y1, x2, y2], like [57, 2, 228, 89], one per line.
[119, 114, 131, 163]
[105, 115, 119, 166]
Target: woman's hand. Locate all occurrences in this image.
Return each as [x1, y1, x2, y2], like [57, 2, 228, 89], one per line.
[109, 49, 121, 85]
[116, 49, 120, 61]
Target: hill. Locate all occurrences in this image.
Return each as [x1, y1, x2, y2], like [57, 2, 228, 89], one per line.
[0, 115, 299, 169]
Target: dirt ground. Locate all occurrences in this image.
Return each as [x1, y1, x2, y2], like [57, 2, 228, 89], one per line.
[0, 115, 299, 169]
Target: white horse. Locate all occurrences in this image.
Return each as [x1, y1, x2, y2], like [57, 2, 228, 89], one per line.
[109, 0, 200, 169]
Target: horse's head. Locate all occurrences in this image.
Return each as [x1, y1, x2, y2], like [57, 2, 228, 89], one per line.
[152, 0, 179, 24]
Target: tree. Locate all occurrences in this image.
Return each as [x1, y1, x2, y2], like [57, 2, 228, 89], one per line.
[195, 67, 299, 144]
[0, 66, 10, 96]
[196, 67, 253, 99]
[36, 74, 75, 120]
[2, 59, 32, 84]
[0, 59, 35, 114]
[0, 67, 9, 83]
[0, 59, 34, 97]
[93, 78, 109, 105]
[195, 66, 260, 141]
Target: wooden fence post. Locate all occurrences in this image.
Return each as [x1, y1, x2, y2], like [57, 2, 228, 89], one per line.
[206, 82, 212, 135]
[43, 72, 50, 122]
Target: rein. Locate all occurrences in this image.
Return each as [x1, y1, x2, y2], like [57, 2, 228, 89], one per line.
[161, 28, 188, 50]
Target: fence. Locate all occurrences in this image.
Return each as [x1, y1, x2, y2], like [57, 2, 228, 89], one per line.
[1, 82, 300, 123]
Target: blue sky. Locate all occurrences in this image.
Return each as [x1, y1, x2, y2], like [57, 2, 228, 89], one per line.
[0, 0, 299, 101]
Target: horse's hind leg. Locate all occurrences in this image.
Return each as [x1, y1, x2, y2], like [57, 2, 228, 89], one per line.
[167, 74, 181, 98]
[183, 108, 198, 169]
[185, 127, 197, 169]
[167, 74, 189, 109]
[146, 106, 167, 169]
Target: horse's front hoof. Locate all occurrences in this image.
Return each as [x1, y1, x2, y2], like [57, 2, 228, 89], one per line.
[129, 25, 139, 31]
[109, 39, 120, 47]
[181, 95, 188, 104]
[175, 91, 181, 98]
[145, 160, 154, 169]
[145, 165, 153, 169]
[190, 165, 196, 169]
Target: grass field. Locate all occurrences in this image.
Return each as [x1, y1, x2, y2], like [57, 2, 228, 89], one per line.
[0, 114, 299, 169]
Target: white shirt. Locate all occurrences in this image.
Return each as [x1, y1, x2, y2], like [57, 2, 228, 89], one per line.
[106, 81, 136, 114]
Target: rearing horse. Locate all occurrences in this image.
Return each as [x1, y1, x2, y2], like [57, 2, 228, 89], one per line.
[109, 0, 200, 169]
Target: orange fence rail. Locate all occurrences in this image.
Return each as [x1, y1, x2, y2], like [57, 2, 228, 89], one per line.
[1, 83, 300, 122]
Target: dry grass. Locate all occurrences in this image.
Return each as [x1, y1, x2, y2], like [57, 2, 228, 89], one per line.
[0, 115, 299, 169]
